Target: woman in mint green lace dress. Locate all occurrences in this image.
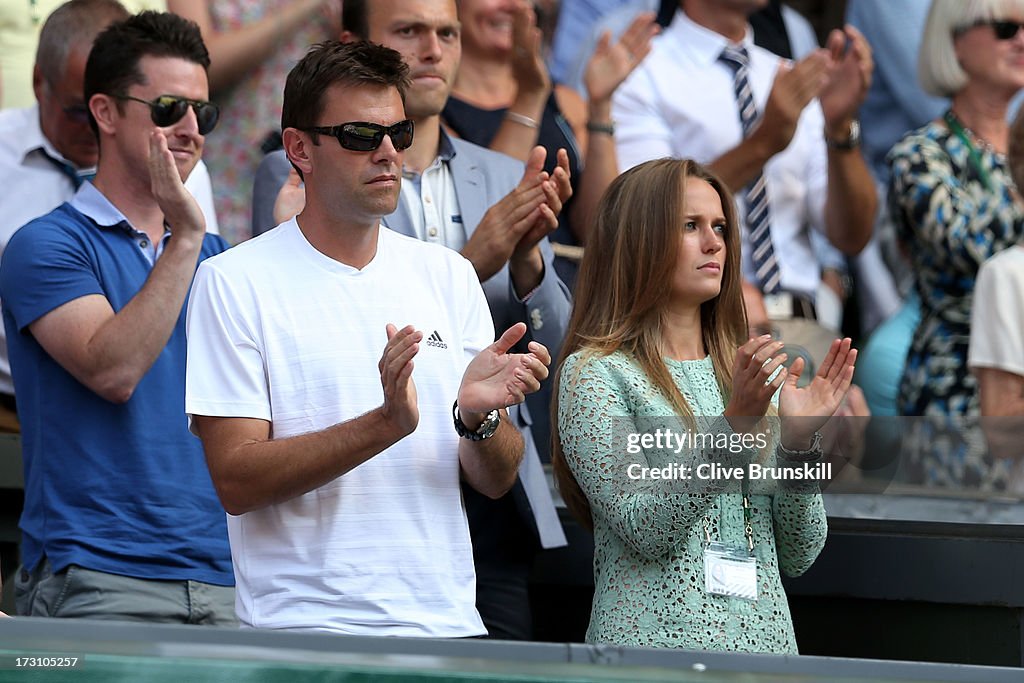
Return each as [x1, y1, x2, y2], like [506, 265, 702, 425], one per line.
[552, 159, 857, 653]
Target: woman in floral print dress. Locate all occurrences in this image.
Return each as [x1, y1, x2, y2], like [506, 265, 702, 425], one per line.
[889, 0, 1024, 421]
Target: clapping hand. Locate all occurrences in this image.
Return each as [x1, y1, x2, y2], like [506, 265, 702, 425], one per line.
[458, 323, 550, 415]
[818, 25, 873, 133]
[584, 12, 659, 104]
[724, 335, 789, 434]
[378, 324, 422, 438]
[510, 0, 550, 99]
[779, 337, 857, 450]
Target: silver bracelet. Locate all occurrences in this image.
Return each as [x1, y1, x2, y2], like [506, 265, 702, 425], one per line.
[778, 431, 823, 462]
[506, 111, 540, 129]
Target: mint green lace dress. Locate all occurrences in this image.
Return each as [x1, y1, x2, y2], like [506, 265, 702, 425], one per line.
[557, 350, 827, 653]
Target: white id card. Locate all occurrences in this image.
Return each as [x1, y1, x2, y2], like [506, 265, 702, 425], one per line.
[704, 542, 758, 601]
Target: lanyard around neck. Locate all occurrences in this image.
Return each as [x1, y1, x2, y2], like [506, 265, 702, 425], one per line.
[704, 478, 756, 554]
[944, 110, 995, 193]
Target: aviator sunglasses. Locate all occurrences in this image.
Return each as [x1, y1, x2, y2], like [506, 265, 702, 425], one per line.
[300, 120, 415, 152]
[116, 94, 221, 135]
[959, 19, 1024, 40]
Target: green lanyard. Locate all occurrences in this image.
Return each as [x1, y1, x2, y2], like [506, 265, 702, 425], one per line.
[741, 478, 754, 553]
[944, 110, 995, 193]
[703, 479, 755, 555]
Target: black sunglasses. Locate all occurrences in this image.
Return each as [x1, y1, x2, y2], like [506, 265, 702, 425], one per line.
[301, 120, 415, 152]
[61, 104, 90, 124]
[960, 19, 1024, 40]
[116, 94, 220, 135]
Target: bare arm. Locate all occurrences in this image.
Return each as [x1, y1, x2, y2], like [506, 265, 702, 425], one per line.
[456, 324, 551, 498]
[822, 129, 876, 255]
[476, 0, 550, 162]
[564, 14, 659, 244]
[196, 324, 422, 515]
[29, 133, 206, 404]
[167, 0, 338, 94]
[819, 27, 877, 255]
[977, 367, 1024, 461]
[710, 51, 830, 191]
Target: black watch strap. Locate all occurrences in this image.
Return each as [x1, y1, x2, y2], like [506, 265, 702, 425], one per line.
[452, 400, 500, 441]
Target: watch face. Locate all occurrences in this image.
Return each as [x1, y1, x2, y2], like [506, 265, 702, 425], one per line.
[476, 409, 500, 437]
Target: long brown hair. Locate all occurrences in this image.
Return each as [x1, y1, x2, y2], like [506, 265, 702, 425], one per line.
[551, 158, 747, 531]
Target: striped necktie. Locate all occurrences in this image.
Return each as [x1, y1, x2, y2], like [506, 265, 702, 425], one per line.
[719, 45, 781, 294]
[39, 148, 94, 190]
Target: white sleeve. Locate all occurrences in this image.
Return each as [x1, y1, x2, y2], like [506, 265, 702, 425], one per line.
[185, 260, 271, 425]
[969, 253, 1024, 376]
[460, 256, 497, 365]
[801, 101, 829, 236]
[185, 159, 221, 237]
[613, 65, 676, 172]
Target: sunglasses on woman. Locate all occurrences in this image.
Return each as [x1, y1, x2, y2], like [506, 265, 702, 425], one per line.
[116, 94, 221, 135]
[959, 19, 1024, 40]
[300, 120, 415, 152]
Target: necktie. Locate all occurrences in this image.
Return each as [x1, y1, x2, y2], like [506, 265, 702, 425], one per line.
[39, 149, 94, 190]
[719, 45, 781, 294]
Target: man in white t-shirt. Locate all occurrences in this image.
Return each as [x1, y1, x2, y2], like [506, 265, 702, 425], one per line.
[184, 40, 551, 636]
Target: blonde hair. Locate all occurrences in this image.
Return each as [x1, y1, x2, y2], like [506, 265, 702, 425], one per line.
[920, 0, 1024, 97]
[551, 158, 747, 531]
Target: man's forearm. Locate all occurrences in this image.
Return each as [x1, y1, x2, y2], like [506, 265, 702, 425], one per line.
[569, 97, 616, 244]
[709, 129, 779, 193]
[197, 408, 408, 516]
[824, 145, 876, 255]
[47, 235, 207, 403]
[509, 246, 545, 298]
[458, 415, 524, 499]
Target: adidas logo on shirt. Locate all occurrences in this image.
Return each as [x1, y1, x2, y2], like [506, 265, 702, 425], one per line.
[426, 331, 447, 349]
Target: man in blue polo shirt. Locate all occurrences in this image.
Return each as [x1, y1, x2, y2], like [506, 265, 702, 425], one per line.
[0, 11, 233, 623]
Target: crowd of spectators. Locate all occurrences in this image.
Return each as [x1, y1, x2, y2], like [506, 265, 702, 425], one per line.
[1, 0, 1023, 655]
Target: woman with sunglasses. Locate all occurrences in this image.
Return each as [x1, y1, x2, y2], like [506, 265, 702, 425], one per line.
[888, 0, 1024, 474]
[552, 158, 856, 652]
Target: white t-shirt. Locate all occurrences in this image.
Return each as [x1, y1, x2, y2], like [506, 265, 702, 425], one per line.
[969, 245, 1024, 377]
[185, 220, 493, 636]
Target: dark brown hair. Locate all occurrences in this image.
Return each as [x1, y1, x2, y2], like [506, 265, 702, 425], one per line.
[281, 40, 409, 133]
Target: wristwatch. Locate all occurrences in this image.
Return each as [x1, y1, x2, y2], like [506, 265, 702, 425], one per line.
[825, 119, 861, 150]
[453, 400, 500, 441]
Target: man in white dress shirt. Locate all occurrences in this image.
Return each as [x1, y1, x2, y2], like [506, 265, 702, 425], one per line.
[0, 0, 219, 430]
[613, 0, 876, 336]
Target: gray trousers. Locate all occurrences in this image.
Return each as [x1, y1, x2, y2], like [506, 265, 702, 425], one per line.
[14, 560, 236, 626]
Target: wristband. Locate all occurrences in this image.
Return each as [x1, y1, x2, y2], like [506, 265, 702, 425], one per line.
[586, 120, 615, 136]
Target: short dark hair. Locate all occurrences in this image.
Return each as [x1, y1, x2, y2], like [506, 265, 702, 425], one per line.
[84, 11, 210, 133]
[281, 41, 409, 133]
[340, 0, 370, 41]
[36, 0, 129, 87]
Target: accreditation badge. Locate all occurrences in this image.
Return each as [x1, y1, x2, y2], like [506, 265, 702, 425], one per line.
[704, 541, 758, 601]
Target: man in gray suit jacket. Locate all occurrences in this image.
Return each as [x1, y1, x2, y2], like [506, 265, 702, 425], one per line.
[250, 0, 570, 640]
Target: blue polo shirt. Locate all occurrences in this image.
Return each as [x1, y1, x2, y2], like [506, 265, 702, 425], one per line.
[0, 182, 233, 585]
